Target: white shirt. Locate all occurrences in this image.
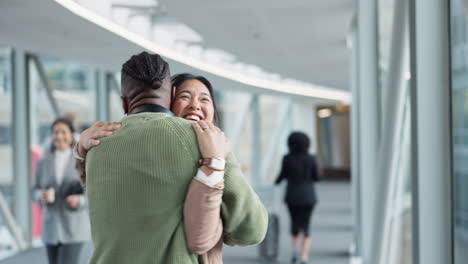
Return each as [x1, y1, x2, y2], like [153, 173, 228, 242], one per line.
[55, 149, 71, 186]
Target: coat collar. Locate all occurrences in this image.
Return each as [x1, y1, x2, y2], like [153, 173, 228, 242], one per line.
[129, 104, 174, 116]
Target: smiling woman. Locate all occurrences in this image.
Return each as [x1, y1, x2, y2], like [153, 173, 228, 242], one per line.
[171, 73, 219, 124]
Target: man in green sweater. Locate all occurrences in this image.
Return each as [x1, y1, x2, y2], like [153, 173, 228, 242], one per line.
[84, 52, 268, 264]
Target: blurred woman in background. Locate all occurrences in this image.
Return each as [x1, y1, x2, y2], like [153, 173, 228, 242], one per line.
[275, 132, 320, 264]
[32, 118, 90, 264]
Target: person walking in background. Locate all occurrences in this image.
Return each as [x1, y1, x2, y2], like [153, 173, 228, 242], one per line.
[32, 118, 91, 264]
[275, 132, 320, 264]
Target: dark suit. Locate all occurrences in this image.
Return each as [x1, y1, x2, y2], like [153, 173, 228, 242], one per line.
[275, 153, 319, 236]
[275, 153, 319, 205]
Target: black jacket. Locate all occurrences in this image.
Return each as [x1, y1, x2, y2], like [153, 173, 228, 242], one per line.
[275, 153, 319, 205]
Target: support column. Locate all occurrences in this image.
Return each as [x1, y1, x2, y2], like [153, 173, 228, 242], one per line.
[251, 95, 261, 188]
[96, 71, 110, 121]
[11, 49, 31, 248]
[350, 12, 362, 258]
[412, 0, 452, 263]
[356, 0, 379, 262]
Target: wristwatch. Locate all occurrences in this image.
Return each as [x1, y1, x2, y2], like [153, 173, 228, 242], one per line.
[199, 157, 226, 171]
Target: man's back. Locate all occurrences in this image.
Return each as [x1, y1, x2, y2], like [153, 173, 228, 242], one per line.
[86, 113, 200, 263]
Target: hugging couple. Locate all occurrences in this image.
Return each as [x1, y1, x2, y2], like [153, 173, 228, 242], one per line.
[74, 52, 268, 264]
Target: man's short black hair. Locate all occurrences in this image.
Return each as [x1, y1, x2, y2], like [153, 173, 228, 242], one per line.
[121, 52, 170, 95]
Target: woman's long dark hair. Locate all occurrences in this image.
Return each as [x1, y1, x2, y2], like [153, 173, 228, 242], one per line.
[50, 118, 76, 152]
[288, 132, 310, 154]
[171, 73, 220, 123]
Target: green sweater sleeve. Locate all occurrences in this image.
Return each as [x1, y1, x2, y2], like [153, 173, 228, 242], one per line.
[221, 153, 269, 246]
[167, 118, 268, 246]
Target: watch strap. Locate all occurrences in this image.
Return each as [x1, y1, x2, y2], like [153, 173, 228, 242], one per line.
[199, 158, 225, 171]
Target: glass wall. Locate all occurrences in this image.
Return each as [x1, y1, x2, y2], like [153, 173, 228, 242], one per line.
[109, 73, 124, 122]
[28, 55, 97, 241]
[216, 90, 253, 181]
[450, 0, 468, 263]
[377, 0, 412, 263]
[29, 56, 96, 146]
[0, 47, 14, 254]
[0, 48, 13, 206]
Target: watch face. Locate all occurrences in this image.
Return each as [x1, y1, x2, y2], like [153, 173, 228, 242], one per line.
[211, 158, 225, 170]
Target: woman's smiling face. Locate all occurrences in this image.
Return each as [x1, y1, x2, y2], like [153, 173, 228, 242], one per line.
[171, 79, 215, 123]
[52, 122, 73, 151]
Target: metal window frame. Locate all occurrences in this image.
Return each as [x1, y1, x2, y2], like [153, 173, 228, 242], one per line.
[411, 0, 453, 263]
[11, 49, 31, 249]
[29, 55, 60, 118]
[356, 0, 380, 262]
[96, 70, 110, 122]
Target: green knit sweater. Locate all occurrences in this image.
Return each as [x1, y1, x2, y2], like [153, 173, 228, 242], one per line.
[86, 113, 268, 264]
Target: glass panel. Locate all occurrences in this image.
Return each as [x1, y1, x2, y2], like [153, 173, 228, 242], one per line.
[41, 57, 96, 133]
[378, 0, 413, 263]
[109, 73, 124, 122]
[450, 0, 468, 262]
[0, 48, 13, 206]
[258, 95, 286, 183]
[0, 47, 14, 255]
[29, 56, 96, 242]
[216, 90, 253, 181]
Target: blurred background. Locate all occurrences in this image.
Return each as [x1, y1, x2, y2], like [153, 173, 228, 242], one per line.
[0, 0, 466, 264]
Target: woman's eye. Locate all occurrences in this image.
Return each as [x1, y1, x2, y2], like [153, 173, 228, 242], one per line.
[179, 95, 190, 99]
[201, 97, 211, 102]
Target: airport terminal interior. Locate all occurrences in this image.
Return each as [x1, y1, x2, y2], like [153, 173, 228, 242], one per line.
[0, 0, 467, 264]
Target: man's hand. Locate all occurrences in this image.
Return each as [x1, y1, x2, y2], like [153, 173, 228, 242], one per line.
[66, 195, 81, 209]
[192, 120, 231, 159]
[77, 121, 121, 157]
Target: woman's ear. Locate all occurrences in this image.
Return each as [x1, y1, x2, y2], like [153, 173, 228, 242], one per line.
[121, 96, 129, 114]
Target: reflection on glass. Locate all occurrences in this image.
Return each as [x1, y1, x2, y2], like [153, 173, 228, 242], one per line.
[0, 47, 14, 253]
[450, 0, 468, 262]
[378, 0, 413, 263]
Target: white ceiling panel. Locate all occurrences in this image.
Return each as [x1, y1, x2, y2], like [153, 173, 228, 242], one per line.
[161, 0, 353, 90]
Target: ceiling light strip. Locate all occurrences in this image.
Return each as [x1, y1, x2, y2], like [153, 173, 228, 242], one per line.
[54, 0, 351, 102]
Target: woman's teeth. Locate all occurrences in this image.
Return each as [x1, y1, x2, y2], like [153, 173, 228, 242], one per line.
[186, 115, 201, 121]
